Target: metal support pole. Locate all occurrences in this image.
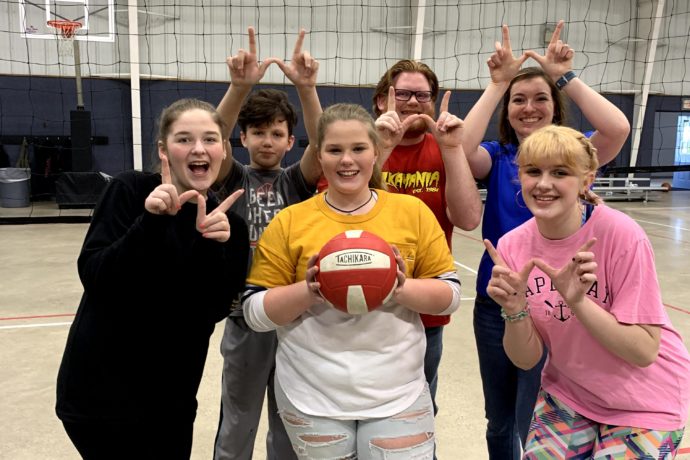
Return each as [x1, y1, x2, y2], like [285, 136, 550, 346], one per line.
[72, 38, 85, 109]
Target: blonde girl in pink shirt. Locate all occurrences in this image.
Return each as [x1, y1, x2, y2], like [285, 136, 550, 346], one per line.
[484, 125, 690, 459]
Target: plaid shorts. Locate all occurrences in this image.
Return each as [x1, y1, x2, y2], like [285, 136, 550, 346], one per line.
[523, 389, 684, 459]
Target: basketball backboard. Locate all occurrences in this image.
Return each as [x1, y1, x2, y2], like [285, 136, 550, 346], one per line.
[19, 0, 115, 42]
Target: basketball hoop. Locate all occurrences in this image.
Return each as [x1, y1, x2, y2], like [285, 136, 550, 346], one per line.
[47, 19, 82, 58]
[47, 19, 85, 109]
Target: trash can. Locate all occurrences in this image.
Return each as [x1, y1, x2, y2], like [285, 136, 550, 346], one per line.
[0, 168, 31, 208]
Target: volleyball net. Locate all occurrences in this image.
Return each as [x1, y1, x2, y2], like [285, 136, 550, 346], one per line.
[0, 0, 689, 212]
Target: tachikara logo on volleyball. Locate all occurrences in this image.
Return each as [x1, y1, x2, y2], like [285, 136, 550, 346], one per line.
[316, 230, 398, 315]
[334, 251, 373, 266]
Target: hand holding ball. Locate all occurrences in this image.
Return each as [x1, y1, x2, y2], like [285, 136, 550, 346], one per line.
[316, 230, 398, 314]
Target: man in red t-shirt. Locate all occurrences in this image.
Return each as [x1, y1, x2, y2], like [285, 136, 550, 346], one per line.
[372, 60, 482, 419]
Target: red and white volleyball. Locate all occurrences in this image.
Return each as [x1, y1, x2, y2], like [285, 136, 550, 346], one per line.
[316, 230, 398, 314]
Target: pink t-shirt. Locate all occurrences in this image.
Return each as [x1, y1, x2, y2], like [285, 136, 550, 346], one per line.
[498, 205, 690, 430]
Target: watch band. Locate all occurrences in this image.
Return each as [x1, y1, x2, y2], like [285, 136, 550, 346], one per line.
[555, 70, 577, 90]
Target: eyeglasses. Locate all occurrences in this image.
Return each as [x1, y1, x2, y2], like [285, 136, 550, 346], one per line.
[394, 89, 433, 103]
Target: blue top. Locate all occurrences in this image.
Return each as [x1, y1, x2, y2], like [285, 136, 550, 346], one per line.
[476, 141, 532, 297]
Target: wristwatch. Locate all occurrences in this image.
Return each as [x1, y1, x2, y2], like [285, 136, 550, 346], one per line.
[555, 71, 577, 90]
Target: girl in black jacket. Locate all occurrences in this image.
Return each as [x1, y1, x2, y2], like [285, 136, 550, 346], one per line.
[56, 99, 250, 459]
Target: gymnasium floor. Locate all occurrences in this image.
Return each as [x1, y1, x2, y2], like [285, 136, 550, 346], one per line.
[1, 190, 690, 459]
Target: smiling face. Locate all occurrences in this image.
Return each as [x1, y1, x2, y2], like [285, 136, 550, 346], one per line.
[241, 119, 295, 170]
[158, 108, 226, 196]
[377, 71, 436, 140]
[318, 119, 377, 204]
[517, 125, 598, 239]
[519, 160, 586, 225]
[508, 76, 555, 143]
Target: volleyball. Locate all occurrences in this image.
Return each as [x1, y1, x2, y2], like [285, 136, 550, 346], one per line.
[316, 230, 398, 315]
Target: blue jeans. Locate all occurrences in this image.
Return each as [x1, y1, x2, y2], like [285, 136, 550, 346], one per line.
[275, 376, 436, 459]
[473, 295, 546, 460]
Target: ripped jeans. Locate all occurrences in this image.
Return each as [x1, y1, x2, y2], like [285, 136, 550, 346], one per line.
[274, 376, 435, 459]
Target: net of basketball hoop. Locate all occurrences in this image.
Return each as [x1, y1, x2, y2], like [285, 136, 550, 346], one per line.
[47, 19, 82, 58]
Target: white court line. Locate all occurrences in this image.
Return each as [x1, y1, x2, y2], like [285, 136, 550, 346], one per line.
[454, 260, 478, 274]
[616, 206, 690, 212]
[1, 263, 479, 331]
[0, 321, 72, 330]
[0, 297, 482, 329]
[633, 218, 690, 232]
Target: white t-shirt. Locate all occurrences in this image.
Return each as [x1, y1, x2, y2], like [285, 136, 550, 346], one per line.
[244, 191, 459, 419]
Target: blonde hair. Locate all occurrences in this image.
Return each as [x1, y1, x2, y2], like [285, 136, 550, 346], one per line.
[517, 125, 602, 205]
[317, 103, 385, 190]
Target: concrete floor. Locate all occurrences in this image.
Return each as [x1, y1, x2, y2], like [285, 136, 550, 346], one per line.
[1, 190, 690, 459]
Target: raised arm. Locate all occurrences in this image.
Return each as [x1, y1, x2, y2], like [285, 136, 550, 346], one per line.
[216, 27, 273, 182]
[463, 24, 527, 180]
[273, 29, 323, 186]
[374, 87, 423, 166]
[419, 92, 482, 230]
[525, 20, 630, 166]
[483, 240, 543, 370]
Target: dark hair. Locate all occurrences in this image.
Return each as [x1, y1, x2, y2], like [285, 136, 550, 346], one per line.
[372, 60, 439, 118]
[237, 89, 298, 136]
[317, 103, 385, 190]
[498, 67, 567, 145]
[157, 98, 227, 145]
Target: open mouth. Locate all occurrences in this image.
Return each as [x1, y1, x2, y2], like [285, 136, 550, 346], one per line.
[338, 170, 359, 177]
[189, 161, 210, 175]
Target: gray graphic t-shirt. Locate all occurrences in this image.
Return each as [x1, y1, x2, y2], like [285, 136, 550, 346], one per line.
[215, 159, 315, 314]
[217, 159, 314, 252]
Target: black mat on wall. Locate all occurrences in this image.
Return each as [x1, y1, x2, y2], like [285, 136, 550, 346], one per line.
[55, 171, 110, 209]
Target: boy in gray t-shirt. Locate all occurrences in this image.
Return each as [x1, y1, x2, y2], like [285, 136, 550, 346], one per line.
[211, 27, 321, 460]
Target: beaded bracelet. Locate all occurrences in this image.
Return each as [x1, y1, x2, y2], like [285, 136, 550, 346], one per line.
[500, 304, 530, 322]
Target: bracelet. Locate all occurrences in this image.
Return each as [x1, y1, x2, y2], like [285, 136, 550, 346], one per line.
[500, 304, 530, 322]
[555, 71, 577, 90]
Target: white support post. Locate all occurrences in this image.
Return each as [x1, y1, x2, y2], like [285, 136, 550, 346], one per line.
[128, 0, 143, 171]
[629, 0, 665, 178]
[410, 0, 426, 60]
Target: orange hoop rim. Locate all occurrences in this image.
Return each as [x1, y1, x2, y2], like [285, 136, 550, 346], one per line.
[47, 20, 82, 39]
